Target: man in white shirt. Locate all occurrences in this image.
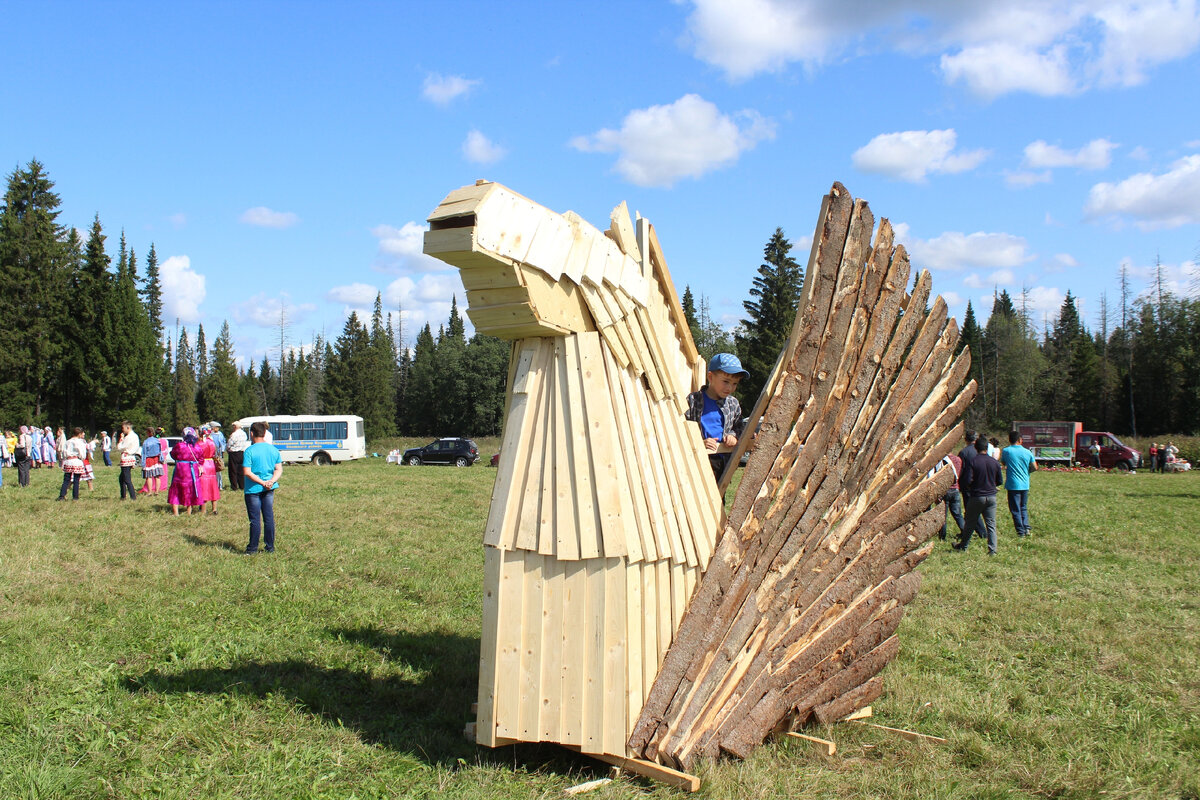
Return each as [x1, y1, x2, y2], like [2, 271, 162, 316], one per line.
[226, 421, 249, 491]
[101, 431, 112, 467]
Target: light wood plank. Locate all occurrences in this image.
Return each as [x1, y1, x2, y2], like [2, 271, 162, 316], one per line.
[539, 557, 565, 741]
[577, 332, 628, 559]
[602, 558, 628, 755]
[568, 748, 701, 793]
[581, 561, 607, 754]
[564, 335, 604, 559]
[476, 546, 503, 745]
[785, 731, 837, 756]
[553, 341, 582, 561]
[484, 342, 540, 548]
[493, 550, 526, 738]
[517, 552, 545, 739]
[559, 561, 587, 745]
[852, 720, 947, 744]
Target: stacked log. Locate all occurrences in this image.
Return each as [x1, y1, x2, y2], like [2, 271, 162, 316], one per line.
[626, 182, 976, 769]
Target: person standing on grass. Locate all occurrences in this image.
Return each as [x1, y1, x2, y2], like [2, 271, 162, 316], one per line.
[167, 427, 206, 515]
[209, 422, 226, 490]
[57, 428, 89, 501]
[954, 436, 1002, 556]
[100, 430, 112, 467]
[199, 426, 221, 515]
[936, 451, 965, 541]
[1001, 430, 1037, 538]
[116, 422, 140, 500]
[138, 426, 164, 495]
[1089, 439, 1102, 469]
[226, 421, 248, 491]
[958, 430, 988, 541]
[16, 426, 33, 487]
[242, 421, 282, 555]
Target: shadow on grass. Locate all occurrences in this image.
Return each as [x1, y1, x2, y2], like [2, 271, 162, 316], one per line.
[122, 626, 592, 773]
[181, 533, 242, 552]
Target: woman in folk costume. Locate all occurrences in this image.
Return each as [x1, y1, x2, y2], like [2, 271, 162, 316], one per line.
[16, 426, 33, 486]
[198, 426, 221, 514]
[168, 427, 206, 515]
[81, 433, 95, 491]
[41, 426, 56, 466]
[116, 421, 140, 500]
[57, 427, 89, 500]
[139, 426, 165, 495]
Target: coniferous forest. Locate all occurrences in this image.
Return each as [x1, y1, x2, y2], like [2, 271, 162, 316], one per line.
[2, 160, 1198, 441]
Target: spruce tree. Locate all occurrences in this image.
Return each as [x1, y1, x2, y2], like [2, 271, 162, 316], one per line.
[62, 215, 114, 427]
[106, 244, 158, 429]
[173, 328, 198, 429]
[682, 285, 702, 345]
[195, 323, 208, 382]
[204, 321, 241, 424]
[361, 293, 398, 438]
[736, 228, 802, 407]
[0, 160, 70, 423]
[403, 323, 438, 434]
[142, 243, 164, 344]
[463, 333, 511, 436]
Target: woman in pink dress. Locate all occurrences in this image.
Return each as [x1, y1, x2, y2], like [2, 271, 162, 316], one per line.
[199, 428, 221, 514]
[167, 427, 206, 515]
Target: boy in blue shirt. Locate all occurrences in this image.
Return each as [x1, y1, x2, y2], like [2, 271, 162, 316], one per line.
[685, 353, 748, 483]
[1000, 430, 1037, 538]
[242, 421, 283, 555]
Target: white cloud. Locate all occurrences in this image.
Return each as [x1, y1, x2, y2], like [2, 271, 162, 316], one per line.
[230, 293, 317, 328]
[168, 213, 187, 229]
[1026, 286, 1067, 318]
[680, 1, 1200, 97]
[326, 283, 380, 307]
[1122, 256, 1198, 299]
[1050, 253, 1079, 272]
[1187, 139, 1200, 149]
[570, 94, 775, 188]
[1005, 170, 1052, 188]
[462, 129, 507, 164]
[907, 230, 1034, 271]
[941, 290, 963, 308]
[941, 42, 1075, 98]
[852, 129, 989, 183]
[1024, 138, 1117, 169]
[1085, 154, 1200, 229]
[371, 222, 451, 274]
[963, 269, 1017, 289]
[1129, 145, 1150, 161]
[240, 206, 299, 229]
[160, 255, 206, 323]
[422, 73, 480, 106]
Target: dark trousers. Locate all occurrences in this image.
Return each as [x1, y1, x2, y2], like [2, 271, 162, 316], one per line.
[59, 471, 81, 499]
[1007, 490, 1030, 536]
[959, 495, 998, 554]
[940, 488, 965, 539]
[245, 490, 276, 553]
[119, 466, 137, 499]
[17, 459, 31, 487]
[228, 450, 245, 490]
[961, 491, 987, 538]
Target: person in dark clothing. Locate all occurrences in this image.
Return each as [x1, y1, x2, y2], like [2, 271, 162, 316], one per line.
[957, 430, 988, 540]
[954, 436, 1003, 555]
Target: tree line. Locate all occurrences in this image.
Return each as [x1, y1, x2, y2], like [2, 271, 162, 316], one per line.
[4, 159, 1195, 442]
[0, 160, 509, 441]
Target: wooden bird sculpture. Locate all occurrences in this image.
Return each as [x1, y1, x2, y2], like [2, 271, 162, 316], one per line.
[423, 180, 976, 778]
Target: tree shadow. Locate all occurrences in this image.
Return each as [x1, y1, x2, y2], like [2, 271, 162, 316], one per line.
[122, 626, 591, 773]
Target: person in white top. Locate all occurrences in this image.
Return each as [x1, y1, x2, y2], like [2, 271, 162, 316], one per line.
[58, 427, 89, 501]
[226, 421, 249, 490]
[116, 421, 141, 500]
[101, 430, 112, 467]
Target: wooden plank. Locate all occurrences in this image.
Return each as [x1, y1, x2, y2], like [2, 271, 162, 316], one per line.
[539, 557, 565, 742]
[563, 335, 603, 559]
[581, 560, 607, 754]
[493, 550, 526, 739]
[641, 220, 701, 365]
[560, 561, 587, 745]
[605, 348, 655, 563]
[565, 777, 613, 796]
[514, 361, 551, 551]
[517, 552, 545, 739]
[537, 367, 558, 558]
[426, 179, 494, 220]
[842, 705, 873, 721]
[642, 562, 661, 688]
[553, 341, 581, 561]
[647, 399, 698, 568]
[852, 720, 947, 744]
[457, 261, 524, 291]
[484, 342, 541, 548]
[607, 201, 642, 263]
[602, 558, 628, 755]
[626, 552, 645, 729]
[466, 301, 539, 330]
[563, 746, 701, 793]
[476, 546, 503, 746]
[577, 332, 628, 559]
[422, 226, 474, 256]
[621, 367, 673, 560]
[784, 731, 836, 756]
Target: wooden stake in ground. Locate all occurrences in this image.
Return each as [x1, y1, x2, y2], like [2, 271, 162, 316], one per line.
[423, 180, 973, 782]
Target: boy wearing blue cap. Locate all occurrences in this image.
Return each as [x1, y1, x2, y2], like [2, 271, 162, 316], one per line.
[685, 353, 749, 482]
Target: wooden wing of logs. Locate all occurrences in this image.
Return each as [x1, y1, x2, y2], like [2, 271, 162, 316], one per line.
[423, 180, 976, 774]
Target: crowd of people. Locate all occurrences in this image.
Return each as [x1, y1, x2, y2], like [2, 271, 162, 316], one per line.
[1, 419, 281, 555]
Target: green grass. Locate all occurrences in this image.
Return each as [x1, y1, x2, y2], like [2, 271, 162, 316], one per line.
[1, 450, 1196, 799]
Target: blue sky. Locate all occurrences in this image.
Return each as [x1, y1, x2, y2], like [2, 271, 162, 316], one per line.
[4, 1, 1199, 366]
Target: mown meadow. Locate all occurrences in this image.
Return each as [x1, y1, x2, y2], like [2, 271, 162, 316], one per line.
[0, 442, 1196, 799]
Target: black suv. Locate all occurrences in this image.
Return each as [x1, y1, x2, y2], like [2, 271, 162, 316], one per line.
[402, 438, 480, 467]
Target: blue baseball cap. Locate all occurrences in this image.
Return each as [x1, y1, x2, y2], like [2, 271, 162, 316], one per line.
[708, 353, 749, 379]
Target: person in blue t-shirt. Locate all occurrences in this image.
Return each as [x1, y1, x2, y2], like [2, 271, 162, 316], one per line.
[684, 353, 748, 483]
[1000, 430, 1037, 538]
[242, 421, 283, 555]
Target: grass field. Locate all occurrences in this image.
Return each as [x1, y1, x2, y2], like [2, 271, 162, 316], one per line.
[1, 444, 1196, 799]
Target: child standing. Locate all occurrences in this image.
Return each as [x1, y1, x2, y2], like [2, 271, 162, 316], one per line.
[684, 353, 749, 483]
[242, 421, 282, 555]
[139, 426, 164, 495]
[57, 428, 89, 501]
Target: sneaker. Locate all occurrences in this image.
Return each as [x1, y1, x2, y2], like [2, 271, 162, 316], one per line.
[243, 550, 257, 556]
[952, 544, 968, 551]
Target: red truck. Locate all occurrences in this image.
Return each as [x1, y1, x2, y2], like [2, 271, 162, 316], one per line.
[1013, 421, 1142, 471]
